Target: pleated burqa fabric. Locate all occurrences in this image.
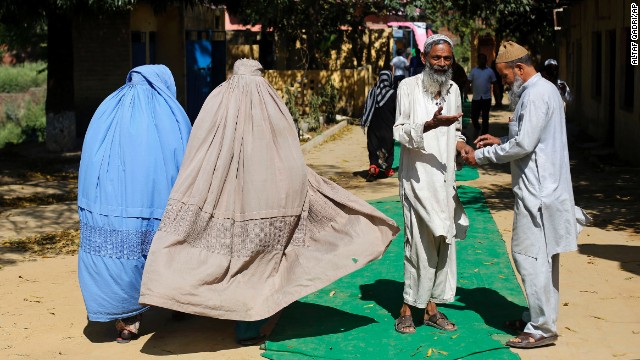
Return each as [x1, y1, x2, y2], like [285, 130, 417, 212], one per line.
[140, 59, 399, 321]
[77, 65, 192, 321]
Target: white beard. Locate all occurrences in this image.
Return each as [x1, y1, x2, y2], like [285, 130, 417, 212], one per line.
[508, 74, 525, 111]
[422, 64, 453, 97]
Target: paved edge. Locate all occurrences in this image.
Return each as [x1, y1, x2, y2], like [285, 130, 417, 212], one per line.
[301, 120, 348, 154]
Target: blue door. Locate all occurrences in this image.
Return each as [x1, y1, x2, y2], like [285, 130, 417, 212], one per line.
[186, 30, 226, 122]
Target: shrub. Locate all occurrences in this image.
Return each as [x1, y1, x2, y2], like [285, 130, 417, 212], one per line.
[0, 99, 45, 148]
[0, 62, 47, 93]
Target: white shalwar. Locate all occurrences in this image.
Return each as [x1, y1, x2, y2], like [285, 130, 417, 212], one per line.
[475, 73, 579, 337]
[394, 75, 469, 307]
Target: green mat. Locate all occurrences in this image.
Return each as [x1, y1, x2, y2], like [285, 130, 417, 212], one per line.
[261, 186, 526, 359]
[392, 142, 479, 182]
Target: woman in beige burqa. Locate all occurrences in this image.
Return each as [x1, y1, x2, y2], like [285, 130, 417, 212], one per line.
[139, 59, 399, 343]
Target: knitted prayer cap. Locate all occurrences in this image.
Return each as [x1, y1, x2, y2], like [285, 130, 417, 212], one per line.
[423, 34, 453, 52]
[544, 58, 558, 66]
[495, 41, 529, 63]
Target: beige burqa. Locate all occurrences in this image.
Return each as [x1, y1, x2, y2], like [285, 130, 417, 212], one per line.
[139, 59, 399, 321]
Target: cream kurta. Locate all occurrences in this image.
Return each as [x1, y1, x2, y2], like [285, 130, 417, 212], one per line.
[475, 73, 578, 259]
[393, 75, 469, 241]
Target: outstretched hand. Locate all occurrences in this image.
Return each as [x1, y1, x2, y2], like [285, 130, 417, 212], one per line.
[474, 134, 501, 148]
[423, 106, 464, 132]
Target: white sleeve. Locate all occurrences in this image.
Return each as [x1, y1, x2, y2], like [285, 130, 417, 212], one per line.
[393, 82, 427, 150]
[475, 94, 547, 165]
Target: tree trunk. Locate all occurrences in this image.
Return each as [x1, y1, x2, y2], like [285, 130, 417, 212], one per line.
[45, 9, 76, 152]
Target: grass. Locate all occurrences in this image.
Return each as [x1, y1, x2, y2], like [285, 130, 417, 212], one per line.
[0, 62, 47, 93]
[2, 229, 80, 257]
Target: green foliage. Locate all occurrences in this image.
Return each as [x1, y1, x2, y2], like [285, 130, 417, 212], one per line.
[0, 99, 46, 149]
[284, 86, 300, 123]
[308, 93, 323, 124]
[0, 63, 47, 93]
[318, 80, 338, 123]
[414, 0, 556, 55]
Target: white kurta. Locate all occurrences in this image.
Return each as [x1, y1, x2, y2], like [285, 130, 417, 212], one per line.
[394, 75, 469, 242]
[475, 73, 578, 259]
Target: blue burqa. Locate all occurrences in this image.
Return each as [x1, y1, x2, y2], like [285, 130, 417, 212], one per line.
[77, 65, 191, 321]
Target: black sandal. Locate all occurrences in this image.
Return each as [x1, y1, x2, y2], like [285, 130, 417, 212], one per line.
[424, 311, 457, 332]
[506, 332, 558, 348]
[394, 315, 416, 334]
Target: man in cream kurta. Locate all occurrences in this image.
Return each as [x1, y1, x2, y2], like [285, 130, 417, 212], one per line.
[466, 41, 582, 349]
[393, 34, 472, 334]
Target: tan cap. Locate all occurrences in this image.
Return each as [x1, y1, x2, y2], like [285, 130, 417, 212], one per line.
[495, 41, 529, 63]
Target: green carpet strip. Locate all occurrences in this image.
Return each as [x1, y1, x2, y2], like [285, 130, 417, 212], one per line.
[261, 186, 526, 359]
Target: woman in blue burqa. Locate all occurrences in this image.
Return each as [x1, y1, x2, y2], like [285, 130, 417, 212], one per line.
[77, 65, 191, 343]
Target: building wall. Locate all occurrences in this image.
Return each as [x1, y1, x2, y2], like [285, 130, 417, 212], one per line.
[264, 67, 372, 118]
[73, 12, 130, 137]
[561, 0, 640, 164]
[155, 7, 185, 104]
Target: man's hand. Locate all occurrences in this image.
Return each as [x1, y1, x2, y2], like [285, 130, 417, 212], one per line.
[474, 134, 501, 148]
[423, 106, 463, 133]
[462, 147, 478, 166]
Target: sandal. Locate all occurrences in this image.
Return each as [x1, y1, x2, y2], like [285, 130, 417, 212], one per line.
[424, 311, 457, 332]
[506, 332, 558, 348]
[394, 315, 416, 334]
[504, 318, 527, 332]
[115, 315, 141, 344]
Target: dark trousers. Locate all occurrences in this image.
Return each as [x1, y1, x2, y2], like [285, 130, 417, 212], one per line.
[393, 75, 405, 91]
[471, 98, 492, 137]
[367, 128, 394, 171]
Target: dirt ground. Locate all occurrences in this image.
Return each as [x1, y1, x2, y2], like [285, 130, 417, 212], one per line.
[0, 108, 639, 359]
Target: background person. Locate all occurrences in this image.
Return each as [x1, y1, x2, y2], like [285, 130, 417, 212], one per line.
[391, 48, 409, 89]
[362, 70, 396, 181]
[467, 53, 497, 140]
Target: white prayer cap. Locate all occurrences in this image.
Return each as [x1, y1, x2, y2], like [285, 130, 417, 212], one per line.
[544, 58, 558, 66]
[423, 34, 453, 52]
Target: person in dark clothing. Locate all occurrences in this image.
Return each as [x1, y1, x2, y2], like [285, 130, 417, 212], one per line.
[491, 60, 504, 108]
[409, 47, 425, 76]
[361, 70, 396, 182]
[451, 59, 468, 104]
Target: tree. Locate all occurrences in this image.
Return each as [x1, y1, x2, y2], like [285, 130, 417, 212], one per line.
[221, 0, 414, 70]
[0, 0, 219, 151]
[412, 0, 556, 57]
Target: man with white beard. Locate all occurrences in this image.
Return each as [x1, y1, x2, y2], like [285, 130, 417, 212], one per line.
[464, 41, 581, 348]
[393, 34, 473, 334]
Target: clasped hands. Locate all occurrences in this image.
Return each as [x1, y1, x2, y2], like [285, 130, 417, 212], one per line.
[460, 134, 501, 166]
[423, 106, 501, 166]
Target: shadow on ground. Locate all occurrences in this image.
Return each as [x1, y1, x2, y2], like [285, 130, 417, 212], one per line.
[265, 301, 377, 342]
[359, 279, 527, 334]
[578, 244, 640, 276]
[84, 307, 245, 355]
